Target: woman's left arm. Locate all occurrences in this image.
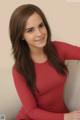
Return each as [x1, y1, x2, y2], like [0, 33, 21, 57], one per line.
[53, 41, 80, 60]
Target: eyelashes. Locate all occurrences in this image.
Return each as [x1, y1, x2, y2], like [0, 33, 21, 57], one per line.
[26, 28, 34, 33]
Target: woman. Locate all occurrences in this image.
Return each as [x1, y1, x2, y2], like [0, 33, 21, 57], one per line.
[9, 4, 80, 120]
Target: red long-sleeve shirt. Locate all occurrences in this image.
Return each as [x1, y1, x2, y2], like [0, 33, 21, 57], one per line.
[12, 41, 80, 120]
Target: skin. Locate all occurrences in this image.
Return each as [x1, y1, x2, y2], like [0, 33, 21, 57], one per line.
[64, 110, 80, 120]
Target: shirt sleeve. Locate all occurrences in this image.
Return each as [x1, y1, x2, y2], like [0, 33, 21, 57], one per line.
[53, 41, 80, 60]
[12, 65, 64, 120]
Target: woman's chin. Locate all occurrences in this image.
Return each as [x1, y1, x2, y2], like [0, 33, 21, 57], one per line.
[35, 39, 47, 48]
[35, 41, 46, 48]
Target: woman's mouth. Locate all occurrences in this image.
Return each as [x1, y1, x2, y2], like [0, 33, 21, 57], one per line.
[35, 36, 45, 42]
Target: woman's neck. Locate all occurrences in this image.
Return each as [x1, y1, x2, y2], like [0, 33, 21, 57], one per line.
[30, 49, 47, 63]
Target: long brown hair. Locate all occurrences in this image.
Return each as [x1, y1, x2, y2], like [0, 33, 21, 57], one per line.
[9, 4, 68, 95]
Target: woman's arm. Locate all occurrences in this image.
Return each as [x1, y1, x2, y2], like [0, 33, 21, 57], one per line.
[53, 41, 80, 60]
[12, 65, 64, 120]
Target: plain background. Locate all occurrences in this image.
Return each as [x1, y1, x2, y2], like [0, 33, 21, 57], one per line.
[0, 0, 80, 120]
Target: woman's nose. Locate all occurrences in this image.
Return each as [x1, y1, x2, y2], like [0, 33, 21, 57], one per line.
[35, 29, 42, 37]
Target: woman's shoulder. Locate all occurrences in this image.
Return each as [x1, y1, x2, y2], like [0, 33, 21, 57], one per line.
[12, 64, 25, 81]
[51, 40, 72, 46]
[51, 40, 68, 59]
[51, 40, 66, 45]
[51, 40, 64, 50]
[51, 40, 70, 50]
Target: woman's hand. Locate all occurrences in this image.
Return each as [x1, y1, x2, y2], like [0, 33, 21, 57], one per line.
[64, 110, 80, 120]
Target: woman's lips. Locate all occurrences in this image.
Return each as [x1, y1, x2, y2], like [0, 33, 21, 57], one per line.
[35, 36, 45, 42]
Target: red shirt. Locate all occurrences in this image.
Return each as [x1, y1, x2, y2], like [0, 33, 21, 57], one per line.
[12, 41, 80, 120]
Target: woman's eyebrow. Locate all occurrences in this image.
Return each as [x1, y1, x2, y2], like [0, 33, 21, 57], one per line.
[25, 27, 33, 30]
[25, 21, 43, 30]
[38, 21, 44, 25]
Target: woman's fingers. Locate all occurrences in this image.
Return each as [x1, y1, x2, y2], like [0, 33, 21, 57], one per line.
[64, 110, 80, 120]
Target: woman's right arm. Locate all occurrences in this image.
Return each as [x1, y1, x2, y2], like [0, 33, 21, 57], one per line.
[12, 65, 64, 120]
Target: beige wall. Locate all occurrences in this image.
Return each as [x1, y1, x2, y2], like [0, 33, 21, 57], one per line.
[0, 0, 80, 120]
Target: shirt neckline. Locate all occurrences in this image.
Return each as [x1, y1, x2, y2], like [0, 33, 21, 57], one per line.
[33, 59, 48, 65]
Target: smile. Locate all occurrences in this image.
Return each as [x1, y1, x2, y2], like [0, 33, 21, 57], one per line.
[35, 36, 45, 42]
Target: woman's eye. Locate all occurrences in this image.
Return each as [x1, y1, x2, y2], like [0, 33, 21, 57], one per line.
[39, 23, 44, 28]
[27, 29, 33, 32]
[25, 28, 34, 33]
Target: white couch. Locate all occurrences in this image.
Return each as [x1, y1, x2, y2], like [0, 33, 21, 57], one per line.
[64, 60, 80, 111]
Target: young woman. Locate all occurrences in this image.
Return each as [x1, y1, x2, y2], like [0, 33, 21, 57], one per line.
[9, 4, 80, 120]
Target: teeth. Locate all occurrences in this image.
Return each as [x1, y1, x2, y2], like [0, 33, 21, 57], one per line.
[35, 39, 41, 41]
[35, 40, 41, 41]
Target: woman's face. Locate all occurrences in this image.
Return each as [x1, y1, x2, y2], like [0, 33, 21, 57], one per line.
[23, 12, 48, 52]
